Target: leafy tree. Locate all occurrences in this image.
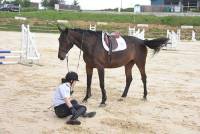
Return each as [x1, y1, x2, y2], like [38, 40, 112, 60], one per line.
[12, 0, 30, 7]
[42, 0, 49, 7]
[73, 0, 79, 6]
[23, 0, 30, 7]
[12, 0, 23, 6]
[49, 0, 59, 7]
[43, 0, 79, 8]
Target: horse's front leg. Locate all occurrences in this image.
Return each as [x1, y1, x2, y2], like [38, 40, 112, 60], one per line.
[97, 68, 107, 106]
[121, 61, 135, 97]
[82, 65, 93, 102]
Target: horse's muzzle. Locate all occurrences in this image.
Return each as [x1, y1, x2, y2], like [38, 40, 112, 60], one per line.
[58, 54, 65, 60]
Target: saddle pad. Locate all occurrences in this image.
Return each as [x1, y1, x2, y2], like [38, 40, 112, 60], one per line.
[102, 32, 127, 52]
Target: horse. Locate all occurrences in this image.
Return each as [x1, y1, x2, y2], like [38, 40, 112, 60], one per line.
[57, 26, 168, 106]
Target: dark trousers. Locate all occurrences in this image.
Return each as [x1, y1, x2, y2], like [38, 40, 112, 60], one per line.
[54, 100, 86, 118]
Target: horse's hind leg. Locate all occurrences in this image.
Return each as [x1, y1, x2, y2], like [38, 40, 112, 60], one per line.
[97, 68, 107, 106]
[83, 65, 93, 102]
[136, 61, 147, 100]
[121, 61, 135, 97]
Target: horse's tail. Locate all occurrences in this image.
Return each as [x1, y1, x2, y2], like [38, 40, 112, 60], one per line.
[144, 37, 169, 55]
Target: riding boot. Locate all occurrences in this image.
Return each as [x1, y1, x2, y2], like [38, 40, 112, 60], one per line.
[70, 106, 86, 120]
[66, 119, 81, 125]
[82, 111, 96, 118]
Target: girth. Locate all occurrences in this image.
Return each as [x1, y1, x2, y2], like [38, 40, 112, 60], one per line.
[104, 33, 120, 63]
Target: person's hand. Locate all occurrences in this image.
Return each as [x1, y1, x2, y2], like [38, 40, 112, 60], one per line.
[69, 107, 77, 116]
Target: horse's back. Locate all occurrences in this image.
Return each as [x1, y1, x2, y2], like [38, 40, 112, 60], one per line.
[123, 36, 148, 61]
[123, 36, 144, 46]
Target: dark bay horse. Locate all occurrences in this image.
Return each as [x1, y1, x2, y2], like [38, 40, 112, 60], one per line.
[57, 27, 168, 106]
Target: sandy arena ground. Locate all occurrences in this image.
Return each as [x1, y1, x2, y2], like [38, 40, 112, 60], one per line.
[0, 31, 200, 134]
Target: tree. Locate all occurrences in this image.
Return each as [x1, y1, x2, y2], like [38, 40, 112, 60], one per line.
[73, 0, 79, 6]
[12, 0, 30, 7]
[23, 0, 30, 7]
[42, 0, 49, 8]
[42, 0, 64, 8]
[49, 0, 59, 8]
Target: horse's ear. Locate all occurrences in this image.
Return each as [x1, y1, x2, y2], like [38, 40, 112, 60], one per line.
[57, 25, 64, 32]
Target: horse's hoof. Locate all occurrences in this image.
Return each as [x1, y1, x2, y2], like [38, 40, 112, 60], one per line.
[142, 97, 147, 101]
[121, 94, 127, 98]
[99, 103, 106, 107]
[118, 98, 124, 101]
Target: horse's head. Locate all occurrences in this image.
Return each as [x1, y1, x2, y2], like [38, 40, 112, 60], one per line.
[57, 26, 74, 60]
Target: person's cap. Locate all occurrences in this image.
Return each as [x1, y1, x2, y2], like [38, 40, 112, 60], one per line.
[65, 71, 79, 81]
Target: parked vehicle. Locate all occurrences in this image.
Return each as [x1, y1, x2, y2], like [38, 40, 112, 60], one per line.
[0, 4, 19, 12]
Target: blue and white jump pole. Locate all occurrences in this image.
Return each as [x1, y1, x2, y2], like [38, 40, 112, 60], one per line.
[0, 24, 40, 65]
[0, 50, 22, 65]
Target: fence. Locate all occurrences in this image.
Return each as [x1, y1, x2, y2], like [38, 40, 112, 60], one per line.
[128, 26, 145, 40]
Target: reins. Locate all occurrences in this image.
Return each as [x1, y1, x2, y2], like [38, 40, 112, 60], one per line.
[65, 32, 84, 73]
[66, 54, 69, 72]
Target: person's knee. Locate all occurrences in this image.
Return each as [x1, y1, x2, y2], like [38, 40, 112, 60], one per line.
[81, 105, 87, 113]
[71, 99, 78, 105]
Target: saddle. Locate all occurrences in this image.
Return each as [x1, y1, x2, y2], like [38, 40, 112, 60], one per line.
[104, 32, 120, 55]
[102, 32, 126, 63]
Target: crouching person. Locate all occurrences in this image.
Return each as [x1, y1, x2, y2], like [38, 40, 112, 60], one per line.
[53, 71, 96, 125]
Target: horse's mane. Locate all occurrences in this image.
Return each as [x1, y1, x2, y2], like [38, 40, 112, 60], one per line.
[65, 28, 102, 36]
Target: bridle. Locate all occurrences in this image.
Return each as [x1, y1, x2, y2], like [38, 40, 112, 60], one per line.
[65, 32, 84, 73]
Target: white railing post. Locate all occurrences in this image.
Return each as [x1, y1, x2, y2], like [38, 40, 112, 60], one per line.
[89, 24, 96, 31]
[192, 30, 196, 41]
[128, 26, 135, 36]
[177, 29, 181, 41]
[128, 26, 145, 40]
[165, 29, 179, 50]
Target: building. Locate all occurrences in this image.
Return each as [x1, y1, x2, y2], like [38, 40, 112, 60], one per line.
[150, 0, 200, 11]
[151, 0, 199, 8]
[151, 0, 165, 5]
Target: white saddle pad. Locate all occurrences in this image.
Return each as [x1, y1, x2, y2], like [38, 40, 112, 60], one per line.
[102, 32, 127, 52]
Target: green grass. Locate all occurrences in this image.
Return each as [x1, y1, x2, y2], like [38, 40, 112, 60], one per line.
[1, 10, 200, 26]
[160, 16, 200, 26]
[0, 10, 200, 39]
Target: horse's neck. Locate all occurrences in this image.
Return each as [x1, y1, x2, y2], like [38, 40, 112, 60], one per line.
[72, 30, 98, 54]
[70, 32, 83, 48]
[72, 31, 87, 51]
